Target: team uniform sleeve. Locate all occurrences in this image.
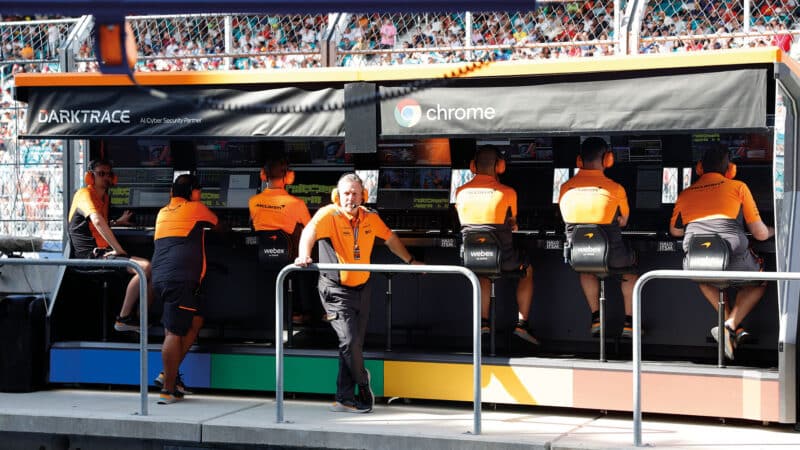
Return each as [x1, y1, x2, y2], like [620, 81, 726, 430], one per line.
[197, 203, 218, 226]
[372, 213, 393, 241]
[75, 189, 98, 217]
[739, 183, 762, 224]
[615, 183, 630, 219]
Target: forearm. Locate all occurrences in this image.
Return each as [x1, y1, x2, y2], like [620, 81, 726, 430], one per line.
[296, 225, 316, 260]
[90, 214, 125, 254]
[385, 234, 414, 263]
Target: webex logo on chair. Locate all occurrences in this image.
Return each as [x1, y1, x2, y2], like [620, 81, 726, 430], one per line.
[469, 249, 496, 260]
[262, 248, 286, 256]
[394, 99, 497, 128]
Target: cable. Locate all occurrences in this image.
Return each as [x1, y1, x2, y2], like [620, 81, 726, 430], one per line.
[126, 59, 491, 114]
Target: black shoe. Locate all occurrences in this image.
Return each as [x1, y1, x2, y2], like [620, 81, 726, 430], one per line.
[114, 315, 140, 332]
[357, 370, 374, 412]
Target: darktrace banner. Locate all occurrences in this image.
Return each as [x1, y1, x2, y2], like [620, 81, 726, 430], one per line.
[379, 68, 766, 136]
[25, 86, 344, 138]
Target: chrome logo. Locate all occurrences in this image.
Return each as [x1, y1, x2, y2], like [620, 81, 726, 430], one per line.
[394, 99, 422, 128]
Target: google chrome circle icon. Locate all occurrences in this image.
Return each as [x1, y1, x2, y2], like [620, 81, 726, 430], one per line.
[394, 99, 422, 128]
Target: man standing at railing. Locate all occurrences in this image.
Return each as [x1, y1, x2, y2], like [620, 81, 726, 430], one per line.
[295, 173, 420, 413]
[670, 145, 774, 360]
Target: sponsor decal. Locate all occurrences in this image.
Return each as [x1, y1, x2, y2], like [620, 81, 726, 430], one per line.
[393, 98, 497, 128]
[394, 99, 422, 128]
[469, 250, 496, 258]
[37, 109, 131, 124]
[262, 248, 287, 255]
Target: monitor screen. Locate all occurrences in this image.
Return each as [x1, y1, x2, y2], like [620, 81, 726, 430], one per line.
[552, 168, 571, 204]
[286, 169, 350, 211]
[196, 168, 260, 209]
[691, 133, 771, 163]
[108, 167, 173, 208]
[378, 167, 451, 210]
[735, 165, 774, 213]
[635, 167, 662, 210]
[195, 140, 261, 167]
[662, 167, 678, 204]
[105, 139, 172, 167]
[450, 169, 474, 203]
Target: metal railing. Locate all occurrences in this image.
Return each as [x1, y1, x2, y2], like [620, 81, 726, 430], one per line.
[274, 263, 483, 435]
[0, 257, 149, 415]
[632, 269, 797, 447]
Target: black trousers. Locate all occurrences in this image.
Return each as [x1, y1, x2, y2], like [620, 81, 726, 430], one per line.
[318, 276, 371, 402]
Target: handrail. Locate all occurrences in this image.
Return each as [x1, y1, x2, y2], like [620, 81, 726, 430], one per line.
[632, 269, 798, 447]
[0, 257, 149, 416]
[275, 263, 483, 435]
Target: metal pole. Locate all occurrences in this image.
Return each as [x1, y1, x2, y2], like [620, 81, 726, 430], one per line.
[599, 278, 606, 362]
[385, 274, 393, 352]
[0, 258, 148, 416]
[718, 289, 725, 368]
[633, 269, 800, 447]
[275, 263, 482, 435]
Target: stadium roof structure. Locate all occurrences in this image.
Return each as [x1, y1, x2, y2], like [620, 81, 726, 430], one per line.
[1, 0, 537, 15]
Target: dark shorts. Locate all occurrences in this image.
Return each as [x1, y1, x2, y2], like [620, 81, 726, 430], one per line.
[501, 247, 531, 273]
[155, 281, 203, 336]
[726, 248, 764, 272]
[608, 241, 637, 270]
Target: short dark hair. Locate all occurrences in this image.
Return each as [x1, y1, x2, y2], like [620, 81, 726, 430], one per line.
[701, 144, 730, 175]
[474, 145, 500, 172]
[173, 174, 199, 200]
[579, 137, 609, 163]
[263, 149, 289, 180]
[89, 159, 112, 172]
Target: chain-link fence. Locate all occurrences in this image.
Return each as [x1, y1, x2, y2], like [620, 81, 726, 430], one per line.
[639, 0, 800, 55]
[334, 4, 620, 66]
[0, 17, 77, 75]
[73, 14, 329, 72]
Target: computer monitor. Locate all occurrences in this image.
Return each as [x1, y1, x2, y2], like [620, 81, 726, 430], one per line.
[195, 168, 260, 209]
[108, 167, 173, 208]
[377, 167, 451, 211]
[286, 169, 351, 211]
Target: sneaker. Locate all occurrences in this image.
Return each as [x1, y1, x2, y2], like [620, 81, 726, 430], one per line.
[153, 372, 193, 395]
[735, 327, 751, 345]
[513, 321, 540, 345]
[590, 318, 601, 337]
[157, 389, 183, 405]
[711, 325, 735, 360]
[329, 400, 370, 413]
[114, 315, 140, 332]
[357, 370, 374, 412]
[621, 322, 633, 340]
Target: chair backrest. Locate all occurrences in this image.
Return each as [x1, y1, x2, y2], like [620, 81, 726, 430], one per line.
[256, 230, 293, 269]
[461, 229, 502, 276]
[566, 224, 610, 274]
[684, 234, 730, 272]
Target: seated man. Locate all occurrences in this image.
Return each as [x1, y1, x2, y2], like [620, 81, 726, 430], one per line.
[558, 137, 639, 339]
[670, 145, 774, 360]
[248, 150, 317, 324]
[454, 145, 538, 346]
[67, 159, 152, 332]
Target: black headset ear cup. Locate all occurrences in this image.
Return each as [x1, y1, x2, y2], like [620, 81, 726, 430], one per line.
[85, 171, 94, 186]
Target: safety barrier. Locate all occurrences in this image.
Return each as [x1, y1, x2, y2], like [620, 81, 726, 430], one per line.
[275, 263, 483, 434]
[632, 269, 797, 446]
[0, 257, 149, 415]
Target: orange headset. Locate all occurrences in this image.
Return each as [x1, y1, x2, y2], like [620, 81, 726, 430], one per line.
[576, 151, 614, 169]
[260, 155, 295, 186]
[173, 174, 202, 201]
[696, 160, 737, 179]
[469, 150, 506, 175]
[85, 161, 118, 186]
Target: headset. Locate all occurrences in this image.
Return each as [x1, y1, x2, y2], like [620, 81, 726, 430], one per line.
[469, 149, 506, 175]
[85, 160, 118, 186]
[696, 160, 737, 179]
[260, 154, 295, 186]
[576, 150, 614, 169]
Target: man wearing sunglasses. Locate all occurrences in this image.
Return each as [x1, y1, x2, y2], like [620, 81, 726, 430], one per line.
[68, 159, 152, 333]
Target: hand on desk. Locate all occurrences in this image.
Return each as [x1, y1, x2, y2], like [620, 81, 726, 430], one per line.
[115, 210, 134, 226]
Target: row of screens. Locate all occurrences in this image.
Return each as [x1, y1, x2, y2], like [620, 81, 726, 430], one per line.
[108, 165, 774, 214]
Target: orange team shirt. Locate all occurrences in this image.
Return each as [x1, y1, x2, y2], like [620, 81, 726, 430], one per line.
[153, 197, 218, 282]
[454, 174, 516, 225]
[558, 170, 629, 224]
[671, 173, 761, 227]
[68, 186, 110, 249]
[249, 188, 311, 234]
[309, 204, 393, 287]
